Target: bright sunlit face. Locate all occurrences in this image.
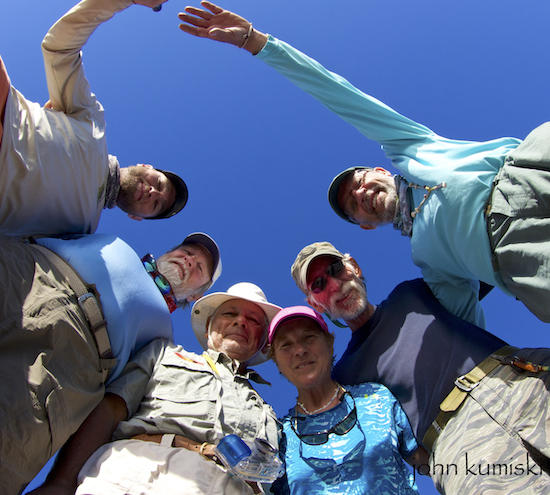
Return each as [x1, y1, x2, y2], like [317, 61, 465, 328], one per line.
[117, 164, 176, 219]
[306, 256, 367, 321]
[337, 168, 397, 229]
[157, 243, 212, 302]
[272, 318, 333, 390]
[207, 299, 268, 362]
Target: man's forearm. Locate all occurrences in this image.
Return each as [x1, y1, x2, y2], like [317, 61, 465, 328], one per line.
[41, 0, 133, 113]
[42, 0, 133, 53]
[32, 394, 127, 493]
[256, 36, 434, 146]
[244, 28, 268, 56]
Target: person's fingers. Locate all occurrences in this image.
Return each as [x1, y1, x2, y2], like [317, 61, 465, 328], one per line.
[182, 8, 212, 22]
[178, 23, 202, 36]
[179, 11, 210, 28]
[200, 1, 224, 15]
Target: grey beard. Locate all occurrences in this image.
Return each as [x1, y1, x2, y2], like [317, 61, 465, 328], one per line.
[157, 258, 191, 302]
[378, 186, 399, 225]
[328, 279, 368, 321]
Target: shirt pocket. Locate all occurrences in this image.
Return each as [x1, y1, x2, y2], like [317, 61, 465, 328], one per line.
[146, 360, 219, 431]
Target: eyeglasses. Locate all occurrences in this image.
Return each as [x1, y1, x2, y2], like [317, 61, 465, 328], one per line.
[291, 392, 357, 445]
[142, 253, 172, 295]
[309, 260, 344, 294]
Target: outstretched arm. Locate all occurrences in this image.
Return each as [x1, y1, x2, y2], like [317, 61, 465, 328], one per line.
[43, 0, 166, 114]
[178, 1, 268, 55]
[26, 394, 128, 495]
[179, 2, 433, 154]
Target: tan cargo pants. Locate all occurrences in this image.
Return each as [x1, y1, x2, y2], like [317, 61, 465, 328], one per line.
[0, 239, 105, 494]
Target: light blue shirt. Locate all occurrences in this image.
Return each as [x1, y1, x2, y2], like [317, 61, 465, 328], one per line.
[278, 383, 419, 495]
[257, 36, 523, 328]
[37, 234, 173, 382]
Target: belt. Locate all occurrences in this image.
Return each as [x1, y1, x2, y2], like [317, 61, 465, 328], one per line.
[29, 243, 116, 377]
[423, 345, 519, 453]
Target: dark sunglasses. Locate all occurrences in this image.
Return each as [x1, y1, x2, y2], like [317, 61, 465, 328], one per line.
[291, 392, 357, 445]
[310, 259, 345, 294]
[141, 253, 172, 295]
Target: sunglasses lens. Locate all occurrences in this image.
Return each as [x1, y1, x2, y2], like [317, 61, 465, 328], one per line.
[154, 274, 171, 295]
[311, 276, 326, 294]
[333, 407, 357, 435]
[293, 392, 358, 446]
[142, 254, 156, 273]
[309, 260, 344, 295]
[302, 433, 329, 446]
[327, 260, 344, 278]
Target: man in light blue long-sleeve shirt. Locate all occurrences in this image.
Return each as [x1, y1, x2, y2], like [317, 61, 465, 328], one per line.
[179, 1, 550, 330]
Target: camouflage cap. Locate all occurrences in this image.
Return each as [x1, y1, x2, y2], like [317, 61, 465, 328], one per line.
[291, 241, 344, 294]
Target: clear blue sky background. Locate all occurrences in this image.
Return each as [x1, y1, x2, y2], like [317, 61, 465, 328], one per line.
[3, 1, 550, 493]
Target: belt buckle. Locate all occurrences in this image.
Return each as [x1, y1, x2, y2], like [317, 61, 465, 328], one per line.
[502, 355, 542, 373]
[77, 292, 97, 321]
[500, 355, 518, 366]
[454, 375, 479, 392]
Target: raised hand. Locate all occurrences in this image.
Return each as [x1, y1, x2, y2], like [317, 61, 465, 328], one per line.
[178, 1, 267, 54]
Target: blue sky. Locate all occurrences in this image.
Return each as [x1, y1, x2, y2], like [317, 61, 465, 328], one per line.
[4, 1, 550, 493]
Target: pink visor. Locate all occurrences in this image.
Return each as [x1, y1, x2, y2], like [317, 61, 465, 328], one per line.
[268, 305, 329, 344]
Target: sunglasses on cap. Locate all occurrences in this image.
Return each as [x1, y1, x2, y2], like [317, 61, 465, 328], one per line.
[291, 392, 357, 445]
[309, 259, 345, 294]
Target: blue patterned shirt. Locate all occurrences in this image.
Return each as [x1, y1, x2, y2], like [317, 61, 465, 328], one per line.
[273, 382, 419, 494]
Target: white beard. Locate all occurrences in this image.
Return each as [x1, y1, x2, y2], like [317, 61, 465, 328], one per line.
[157, 256, 192, 301]
[326, 278, 368, 321]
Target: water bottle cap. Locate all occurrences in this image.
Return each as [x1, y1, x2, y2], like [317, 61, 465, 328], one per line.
[216, 435, 251, 468]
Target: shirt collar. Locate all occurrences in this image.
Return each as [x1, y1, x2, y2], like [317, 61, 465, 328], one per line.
[392, 175, 414, 237]
[206, 349, 271, 385]
[104, 155, 121, 209]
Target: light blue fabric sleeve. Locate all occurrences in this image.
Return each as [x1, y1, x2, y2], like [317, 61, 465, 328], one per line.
[256, 36, 434, 146]
[256, 35, 507, 329]
[421, 270, 486, 328]
[352, 383, 419, 459]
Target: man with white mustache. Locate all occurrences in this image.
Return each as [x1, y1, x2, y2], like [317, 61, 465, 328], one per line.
[292, 240, 550, 494]
[28, 283, 281, 495]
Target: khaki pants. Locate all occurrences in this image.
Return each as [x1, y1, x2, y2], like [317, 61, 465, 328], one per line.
[488, 121, 550, 322]
[76, 439, 255, 495]
[0, 239, 105, 494]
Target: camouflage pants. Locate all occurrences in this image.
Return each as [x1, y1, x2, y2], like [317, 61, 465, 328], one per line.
[430, 348, 550, 495]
